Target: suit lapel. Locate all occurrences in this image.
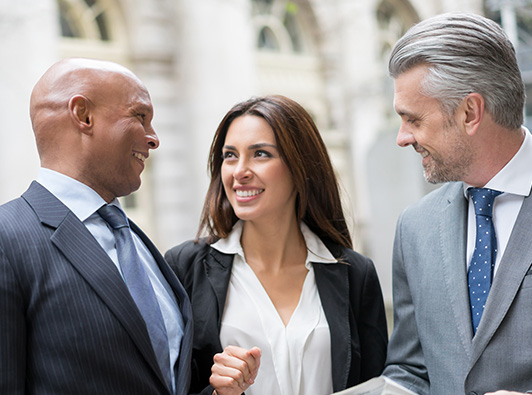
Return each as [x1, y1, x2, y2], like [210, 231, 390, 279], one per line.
[205, 248, 233, 328]
[470, 193, 532, 363]
[23, 182, 169, 393]
[131, 221, 193, 395]
[131, 221, 193, 324]
[439, 183, 474, 356]
[314, 262, 349, 392]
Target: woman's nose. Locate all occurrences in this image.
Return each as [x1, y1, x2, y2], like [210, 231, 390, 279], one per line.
[233, 159, 252, 181]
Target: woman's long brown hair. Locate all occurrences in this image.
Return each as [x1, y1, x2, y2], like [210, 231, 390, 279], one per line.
[196, 95, 352, 249]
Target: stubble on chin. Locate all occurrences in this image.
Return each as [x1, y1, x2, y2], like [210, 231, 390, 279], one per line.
[421, 148, 473, 185]
[420, 120, 474, 184]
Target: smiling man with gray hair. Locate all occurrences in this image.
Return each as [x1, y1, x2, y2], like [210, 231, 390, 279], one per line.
[383, 12, 532, 395]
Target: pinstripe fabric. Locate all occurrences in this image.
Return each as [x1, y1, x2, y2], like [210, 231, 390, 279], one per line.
[0, 181, 193, 395]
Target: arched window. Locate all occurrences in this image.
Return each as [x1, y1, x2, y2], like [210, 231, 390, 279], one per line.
[376, 0, 418, 61]
[57, 0, 127, 63]
[484, 0, 532, 48]
[485, 0, 532, 130]
[253, 0, 314, 55]
[258, 26, 280, 51]
[59, 0, 110, 40]
[251, 0, 325, 128]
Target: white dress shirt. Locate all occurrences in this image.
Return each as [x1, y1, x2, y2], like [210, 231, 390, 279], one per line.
[36, 168, 183, 393]
[212, 220, 336, 395]
[465, 128, 532, 275]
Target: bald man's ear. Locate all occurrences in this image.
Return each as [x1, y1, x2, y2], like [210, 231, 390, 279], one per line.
[69, 95, 93, 134]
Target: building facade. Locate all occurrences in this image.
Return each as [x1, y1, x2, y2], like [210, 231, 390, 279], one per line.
[2, 0, 530, 304]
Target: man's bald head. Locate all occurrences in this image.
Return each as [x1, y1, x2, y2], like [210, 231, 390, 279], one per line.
[30, 58, 141, 131]
[29, 58, 146, 164]
[28, 58, 158, 201]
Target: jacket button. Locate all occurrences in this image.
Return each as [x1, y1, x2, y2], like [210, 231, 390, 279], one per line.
[469, 392, 477, 395]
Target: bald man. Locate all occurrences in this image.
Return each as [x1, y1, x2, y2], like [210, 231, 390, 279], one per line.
[0, 58, 192, 395]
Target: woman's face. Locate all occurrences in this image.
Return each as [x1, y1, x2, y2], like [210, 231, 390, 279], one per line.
[221, 115, 297, 224]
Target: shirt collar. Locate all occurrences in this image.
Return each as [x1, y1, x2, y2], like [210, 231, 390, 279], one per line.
[463, 127, 532, 197]
[211, 220, 338, 269]
[36, 167, 118, 222]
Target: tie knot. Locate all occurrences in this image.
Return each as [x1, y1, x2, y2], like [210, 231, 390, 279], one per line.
[98, 204, 129, 229]
[468, 188, 502, 217]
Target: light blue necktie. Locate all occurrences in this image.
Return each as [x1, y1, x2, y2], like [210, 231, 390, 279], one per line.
[98, 204, 172, 391]
[468, 188, 502, 334]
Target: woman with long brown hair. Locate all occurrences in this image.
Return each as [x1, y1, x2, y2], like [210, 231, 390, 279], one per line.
[165, 95, 387, 395]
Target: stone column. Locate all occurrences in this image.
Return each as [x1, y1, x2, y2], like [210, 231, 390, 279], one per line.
[126, 0, 255, 251]
[171, 0, 255, 246]
[0, 0, 59, 204]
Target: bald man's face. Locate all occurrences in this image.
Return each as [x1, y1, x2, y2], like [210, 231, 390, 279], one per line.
[86, 73, 159, 202]
[29, 58, 160, 202]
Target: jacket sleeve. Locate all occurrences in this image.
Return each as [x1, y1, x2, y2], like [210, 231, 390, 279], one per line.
[0, 244, 25, 394]
[355, 254, 389, 382]
[383, 211, 430, 394]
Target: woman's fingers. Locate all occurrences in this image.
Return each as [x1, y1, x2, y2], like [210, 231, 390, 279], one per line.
[210, 346, 262, 394]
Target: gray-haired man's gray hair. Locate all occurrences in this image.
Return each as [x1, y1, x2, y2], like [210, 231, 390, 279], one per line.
[389, 12, 525, 129]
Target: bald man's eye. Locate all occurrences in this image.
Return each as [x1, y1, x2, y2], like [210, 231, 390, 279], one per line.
[136, 113, 146, 122]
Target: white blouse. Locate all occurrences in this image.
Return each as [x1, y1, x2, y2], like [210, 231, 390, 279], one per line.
[212, 221, 337, 395]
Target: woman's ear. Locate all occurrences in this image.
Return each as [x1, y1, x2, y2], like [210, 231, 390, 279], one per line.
[461, 93, 485, 136]
[68, 95, 93, 134]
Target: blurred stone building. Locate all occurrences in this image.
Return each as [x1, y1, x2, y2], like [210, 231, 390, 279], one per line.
[1, 0, 531, 306]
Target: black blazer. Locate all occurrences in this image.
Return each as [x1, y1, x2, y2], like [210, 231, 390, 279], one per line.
[165, 237, 388, 395]
[0, 181, 193, 395]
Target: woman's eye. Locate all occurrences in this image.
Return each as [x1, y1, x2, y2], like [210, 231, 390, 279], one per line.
[255, 150, 271, 158]
[222, 151, 236, 160]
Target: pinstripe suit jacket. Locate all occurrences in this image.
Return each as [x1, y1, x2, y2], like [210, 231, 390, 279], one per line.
[0, 181, 193, 395]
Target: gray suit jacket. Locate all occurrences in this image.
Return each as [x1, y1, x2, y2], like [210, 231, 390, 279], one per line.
[383, 181, 532, 395]
[0, 181, 193, 395]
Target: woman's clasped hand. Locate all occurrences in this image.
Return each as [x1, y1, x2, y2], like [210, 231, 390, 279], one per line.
[210, 346, 261, 395]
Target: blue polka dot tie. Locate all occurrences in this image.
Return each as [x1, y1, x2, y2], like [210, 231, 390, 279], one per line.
[468, 188, 502, 334]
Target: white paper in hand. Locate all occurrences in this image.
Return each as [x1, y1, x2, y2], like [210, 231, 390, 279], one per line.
[332, 376, 418, 395]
